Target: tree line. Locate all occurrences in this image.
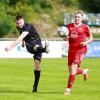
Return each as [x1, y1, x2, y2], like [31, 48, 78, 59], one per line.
[0, 0, 100, 38]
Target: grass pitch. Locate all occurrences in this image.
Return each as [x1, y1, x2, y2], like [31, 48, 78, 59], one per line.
[0, 58, 100, 100]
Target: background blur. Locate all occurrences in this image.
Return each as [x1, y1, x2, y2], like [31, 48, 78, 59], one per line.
[0, 1, 100, 100]
[0, 0, 100, 39]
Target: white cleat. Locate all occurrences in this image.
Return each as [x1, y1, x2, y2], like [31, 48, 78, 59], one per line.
[45, 40, 49, 53]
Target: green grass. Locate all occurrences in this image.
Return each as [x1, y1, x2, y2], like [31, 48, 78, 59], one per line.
[93, 34, 100, 38]
[0, 58, 100, 100]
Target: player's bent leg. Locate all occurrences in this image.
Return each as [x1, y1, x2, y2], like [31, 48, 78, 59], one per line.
[33, 41, 49, 53]
[33, 44, 40, 51]
[76, 68, 83, 75]
[76, 68, 89, 81]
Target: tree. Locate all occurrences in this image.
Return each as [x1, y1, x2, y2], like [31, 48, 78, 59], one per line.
[78, 0, 100, 13]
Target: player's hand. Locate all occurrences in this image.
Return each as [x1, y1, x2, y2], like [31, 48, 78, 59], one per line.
[63, 36, 69, 41]
[22, 43, 25, 47]
[22, 41, 26, 47]
[80, 42, 87, 46]
[5, 47, 11, 52]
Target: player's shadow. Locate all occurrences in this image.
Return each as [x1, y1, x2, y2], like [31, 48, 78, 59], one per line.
[0, 90, 30, 94]
[37, 91, 64, 94]
[0, 89, 63, 94]
[0, 87, 64, 94]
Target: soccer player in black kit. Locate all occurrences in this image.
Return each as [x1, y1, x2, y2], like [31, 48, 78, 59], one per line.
[5, 15, 49, 93]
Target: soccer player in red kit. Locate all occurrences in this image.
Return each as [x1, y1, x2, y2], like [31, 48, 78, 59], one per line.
[63, 10, 93, 95]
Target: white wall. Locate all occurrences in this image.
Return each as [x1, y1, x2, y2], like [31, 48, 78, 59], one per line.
[0, 41, 63, 58]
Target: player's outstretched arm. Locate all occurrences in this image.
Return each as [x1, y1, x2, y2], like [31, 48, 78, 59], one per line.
[5, 32, 28, 52]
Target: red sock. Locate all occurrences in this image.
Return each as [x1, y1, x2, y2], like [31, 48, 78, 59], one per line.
[67, 75, 75, 89]
[76, 69, 83, 75]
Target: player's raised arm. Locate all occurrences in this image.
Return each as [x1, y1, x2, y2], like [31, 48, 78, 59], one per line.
[5, 31, 28, 52]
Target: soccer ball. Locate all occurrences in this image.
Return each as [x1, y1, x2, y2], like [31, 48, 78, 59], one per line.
[57, 26, 69, 37]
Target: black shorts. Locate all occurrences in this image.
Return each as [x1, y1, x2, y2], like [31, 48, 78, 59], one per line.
[26, 42, 43, 61]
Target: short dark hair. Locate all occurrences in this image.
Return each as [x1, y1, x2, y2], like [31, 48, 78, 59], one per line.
[16, 15, 23, 20]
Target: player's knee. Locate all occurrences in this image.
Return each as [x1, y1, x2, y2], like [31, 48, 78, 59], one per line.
[34, 64, 40, 70]
[70, 63, 78, 75]
[33, 44, 40, 51]
[34, 59, 41, 70]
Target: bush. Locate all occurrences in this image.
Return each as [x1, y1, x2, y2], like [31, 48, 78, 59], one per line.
[78, 0, 100, 13]
[59, 0, 78, 7]
[0, 3, 17, 37]
[0, 3, 11, 37]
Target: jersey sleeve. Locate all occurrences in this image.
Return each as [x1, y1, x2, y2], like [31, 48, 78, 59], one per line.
[85, 25, 91, 37]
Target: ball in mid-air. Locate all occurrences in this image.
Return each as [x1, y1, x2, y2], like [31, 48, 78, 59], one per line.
[57, 26, 69, 37]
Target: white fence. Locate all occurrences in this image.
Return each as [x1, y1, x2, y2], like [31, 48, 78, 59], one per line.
[0, 40, 100, 58]
[0, 41, 63, 58]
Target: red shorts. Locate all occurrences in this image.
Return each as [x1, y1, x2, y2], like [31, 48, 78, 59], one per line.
[68, 48, 87, 67]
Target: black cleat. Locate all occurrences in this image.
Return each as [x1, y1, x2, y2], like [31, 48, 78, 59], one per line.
[32, 87, 37, 93]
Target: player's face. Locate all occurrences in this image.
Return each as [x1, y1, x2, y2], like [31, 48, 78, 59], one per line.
[74, 13, 83, 24]
[16, 18, 25, 28]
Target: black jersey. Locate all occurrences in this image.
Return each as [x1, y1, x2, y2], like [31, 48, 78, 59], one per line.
[17, 23, 41, 46]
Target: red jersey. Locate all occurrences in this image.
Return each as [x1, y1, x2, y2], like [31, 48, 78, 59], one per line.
[67, 23, 90, 51]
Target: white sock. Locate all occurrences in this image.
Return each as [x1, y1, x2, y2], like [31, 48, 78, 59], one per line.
[83, 70, 87, 74]
[65, 88, 71, 92]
